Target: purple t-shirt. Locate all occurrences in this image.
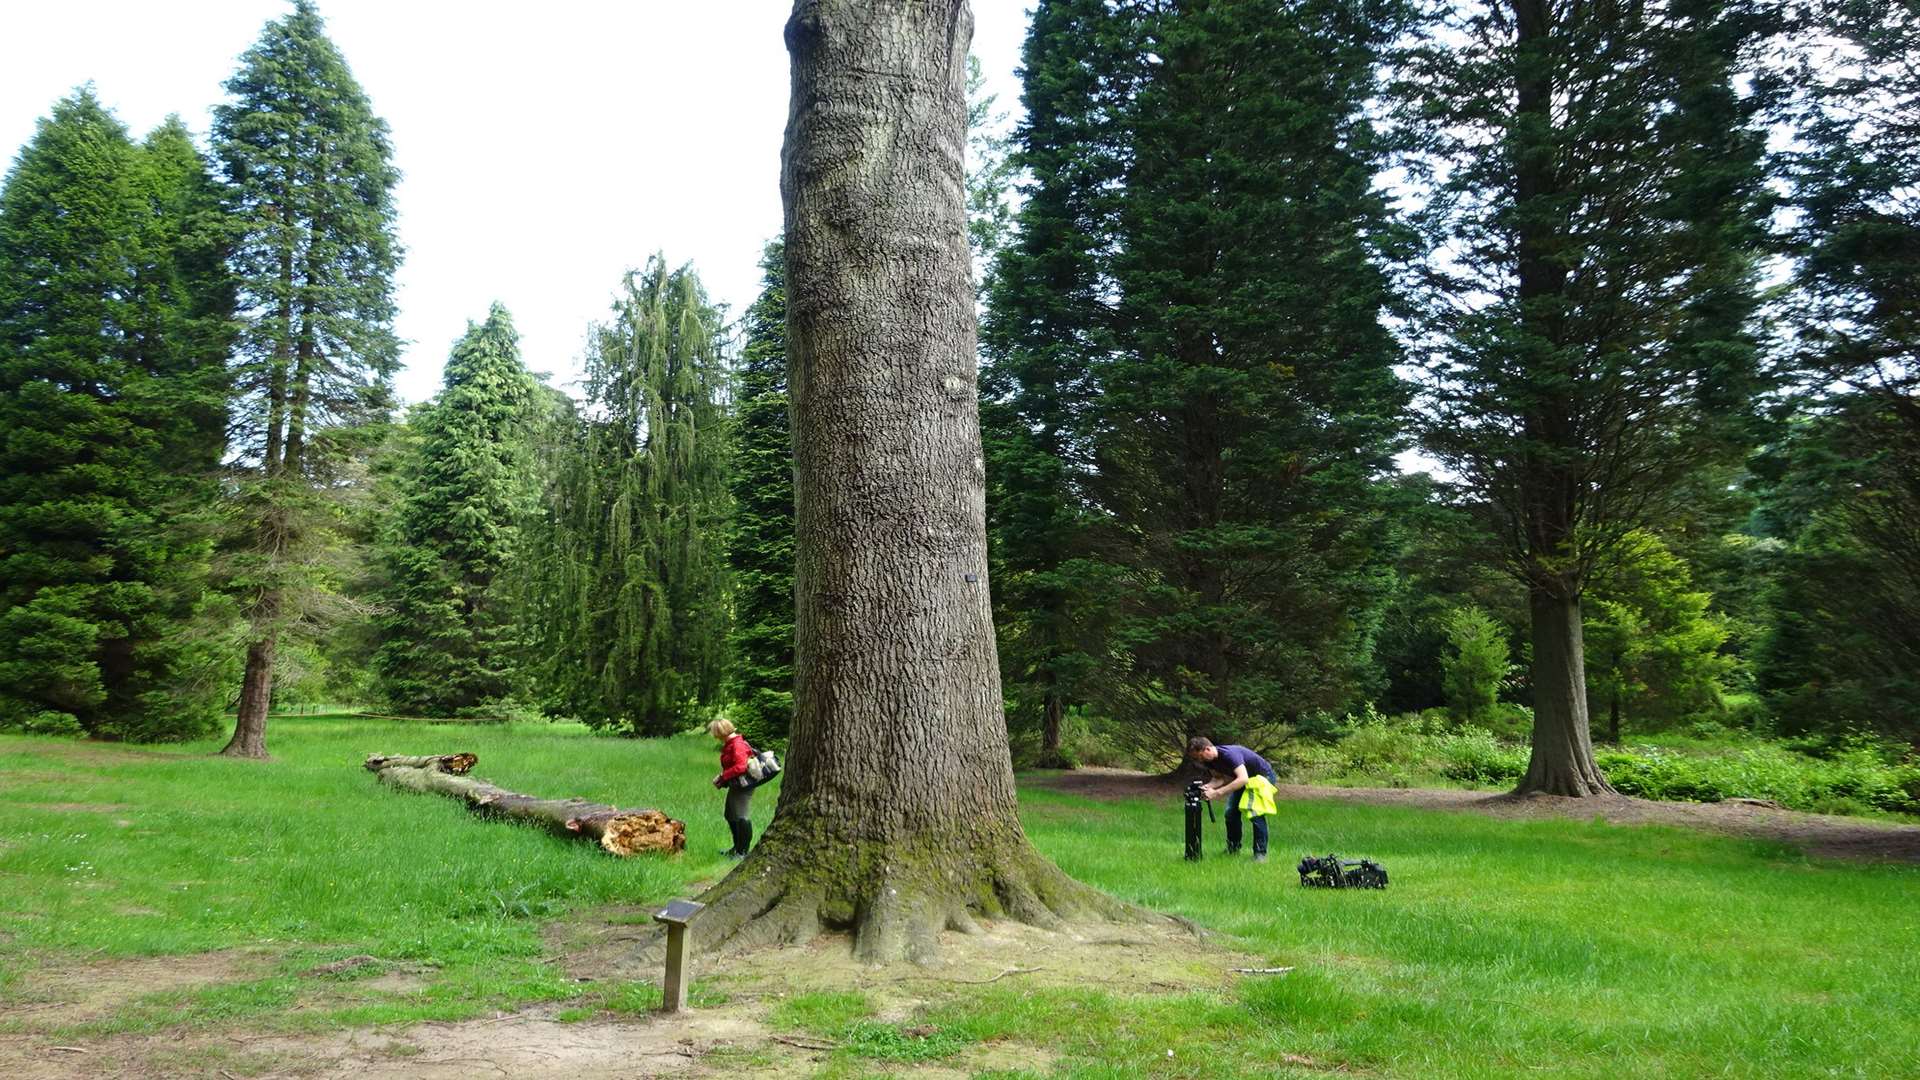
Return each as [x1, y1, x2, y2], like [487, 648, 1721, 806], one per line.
[1206, 744, 1276, 783]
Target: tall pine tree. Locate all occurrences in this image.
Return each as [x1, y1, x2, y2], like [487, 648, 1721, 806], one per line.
[1399, 0, 1775, 794]
[372, 305, 537, 714]
[0, 90, 234, 740]
[724, 241, 795, 745]
[213, 0, 401, 757]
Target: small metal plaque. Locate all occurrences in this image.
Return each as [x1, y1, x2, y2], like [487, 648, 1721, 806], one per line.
[655, 899, 706, 926]
[964, 573, 979, 583]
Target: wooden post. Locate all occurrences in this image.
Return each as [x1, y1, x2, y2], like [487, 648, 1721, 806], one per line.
[654, 899, 705, 1012]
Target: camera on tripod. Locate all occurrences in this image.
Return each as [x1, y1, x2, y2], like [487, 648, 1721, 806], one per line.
[1183, 779, 1214, 860]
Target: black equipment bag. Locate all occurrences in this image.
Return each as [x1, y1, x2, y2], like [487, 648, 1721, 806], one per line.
[1297, 853, 1388, 889]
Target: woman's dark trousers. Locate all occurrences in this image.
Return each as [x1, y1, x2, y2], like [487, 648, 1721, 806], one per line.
[724, 784, 753, 855]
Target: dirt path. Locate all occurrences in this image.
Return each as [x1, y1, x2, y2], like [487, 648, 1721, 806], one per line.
[1028, 767, 1920, 863]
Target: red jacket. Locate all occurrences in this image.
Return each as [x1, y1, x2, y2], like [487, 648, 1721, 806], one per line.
[716, 733, 753, 787]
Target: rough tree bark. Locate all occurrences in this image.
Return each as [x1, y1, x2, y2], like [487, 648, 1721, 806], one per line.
[367, 755, 685, 856]
[688, 0, 1134, 965]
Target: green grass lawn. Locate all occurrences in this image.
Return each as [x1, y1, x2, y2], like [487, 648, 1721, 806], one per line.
[2, 715, 1916, 1078]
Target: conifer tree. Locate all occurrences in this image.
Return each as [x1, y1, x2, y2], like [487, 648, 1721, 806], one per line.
[981, 0, 1131, 765]
[529, 258, 731, 735]
[986, 0, 1412, 758]
[212, 0, 400, 757]
[372, 305, 536, 714]
[0, 91, 234, 741]
[724, 242, 795, 745]
[1400, 0, 1774, 794]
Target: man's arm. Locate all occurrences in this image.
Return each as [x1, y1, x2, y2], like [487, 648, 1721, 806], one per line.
[1205, 764, 1251, 799]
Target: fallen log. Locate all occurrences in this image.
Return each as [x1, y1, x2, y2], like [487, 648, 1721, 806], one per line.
[363, 752, 478, 774]
[369, 759, 685, 856]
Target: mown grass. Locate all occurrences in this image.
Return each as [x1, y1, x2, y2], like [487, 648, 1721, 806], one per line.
[1, 716, 1916, 1078]
[0, 715, 752, 1029]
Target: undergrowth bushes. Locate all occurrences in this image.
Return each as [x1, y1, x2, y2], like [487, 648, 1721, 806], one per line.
[1268, 711, 1920, 819]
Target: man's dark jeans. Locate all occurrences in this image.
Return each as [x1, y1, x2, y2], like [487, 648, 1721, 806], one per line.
[1223, 776, 1275, 856]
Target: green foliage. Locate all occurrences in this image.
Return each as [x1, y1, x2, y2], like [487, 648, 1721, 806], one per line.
[523, 258, 731, 736]
[371, 305, 538, 714]
[1438, 606, 1510, 726]
[1599, 741, 1920, 817]
[1751, 405, 1920, 745]
[984, 0, 1413, 759]
[211, 0, 401, 749]
[1584, 531, 1738, 739]
[723, 242, 793, 746]
[0, 90, 235, 741]
[1398, 0, 1775, 782]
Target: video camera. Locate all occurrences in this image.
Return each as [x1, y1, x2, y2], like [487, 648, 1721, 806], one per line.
[1183, 779, 1214, 860]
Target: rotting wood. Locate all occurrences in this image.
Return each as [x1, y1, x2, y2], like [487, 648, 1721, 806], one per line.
[362, 752, 477, 775]
[369, 760, 684, 856]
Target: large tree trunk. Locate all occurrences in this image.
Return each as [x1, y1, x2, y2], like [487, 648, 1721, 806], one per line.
[222, 624, 275, 759]
[368, 757, 685, 856]
[1517, 590, 1615, 796]
[1507, 0, 1611, 799]
[689, 0, 1130, 965]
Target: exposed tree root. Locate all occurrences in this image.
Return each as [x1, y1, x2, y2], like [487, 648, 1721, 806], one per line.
[680, 834, 1160, 967]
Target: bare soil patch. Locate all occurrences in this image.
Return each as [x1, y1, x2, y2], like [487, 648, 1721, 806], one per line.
[1028, 767, 1920, 862]
[0, 915, 1252, 1079]
[0, 951, 271, 1028]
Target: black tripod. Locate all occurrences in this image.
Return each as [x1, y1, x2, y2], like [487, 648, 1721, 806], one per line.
[1184, 780, 1214, 860]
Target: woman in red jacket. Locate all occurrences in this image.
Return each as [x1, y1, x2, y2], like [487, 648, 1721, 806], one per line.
[708, 719, 755, 858]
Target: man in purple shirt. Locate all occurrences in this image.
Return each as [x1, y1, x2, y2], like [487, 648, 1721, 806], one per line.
[1187, 736, 1278, 862]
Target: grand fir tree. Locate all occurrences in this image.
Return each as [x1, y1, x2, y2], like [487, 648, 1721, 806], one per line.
[1401, 0, 1774, 794]
[0, 90, 234, 740]
[372, 305, 536, 714]
[985, 0, 1412, 758]
[528, 258, 731, 736]
[213, 0, 401, 757]
[724, 241, 796, 745]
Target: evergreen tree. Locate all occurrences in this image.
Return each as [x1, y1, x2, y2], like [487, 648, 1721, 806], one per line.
[1441, 606, 1511, 727]
[981, 0, 1130, 765]
[372, 305, 537, 714]
[528, 258, 731, 736]
[986, 0, 1412, 758]
[1755, 3, 1920, 745]
[1583, 531, 1736, 741]
[724, 242, 795, 745]
[212, 0, 401, 757]
[0, 90, 234, 740]
[1399, 0, 1775, 794]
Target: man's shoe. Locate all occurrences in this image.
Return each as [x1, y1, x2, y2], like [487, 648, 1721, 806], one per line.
[1252, 853, 1268, 864]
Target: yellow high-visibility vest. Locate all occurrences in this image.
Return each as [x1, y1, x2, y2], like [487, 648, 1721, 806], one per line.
[1241, 774, 1278, 818]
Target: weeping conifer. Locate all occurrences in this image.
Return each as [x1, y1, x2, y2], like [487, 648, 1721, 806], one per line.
[372, 305, 537, 714]
[529, 258, 731, 735]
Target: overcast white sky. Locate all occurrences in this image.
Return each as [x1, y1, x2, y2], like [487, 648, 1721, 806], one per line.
[1, 0, 1034, 405]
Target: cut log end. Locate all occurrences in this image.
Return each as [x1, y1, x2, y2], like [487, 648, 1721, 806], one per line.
[571, 810, 687, 856]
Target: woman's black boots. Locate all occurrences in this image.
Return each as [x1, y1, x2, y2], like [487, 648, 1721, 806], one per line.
[726, 818, 753, 858]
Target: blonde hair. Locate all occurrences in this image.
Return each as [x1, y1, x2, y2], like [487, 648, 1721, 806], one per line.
[707, 718, 736, 739]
